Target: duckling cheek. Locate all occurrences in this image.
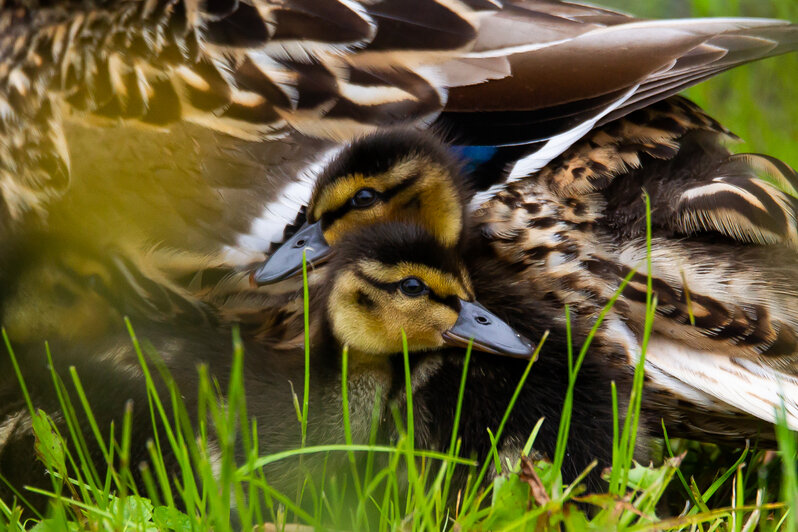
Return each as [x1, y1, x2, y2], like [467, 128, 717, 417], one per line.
[403, 305, 459, 352]
[328, 281, 404, 355]
[330, 303, 384, 354]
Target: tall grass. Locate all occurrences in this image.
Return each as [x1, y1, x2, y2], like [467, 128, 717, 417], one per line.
[2, 196, 795, 531]
[1, 4, 796, 527]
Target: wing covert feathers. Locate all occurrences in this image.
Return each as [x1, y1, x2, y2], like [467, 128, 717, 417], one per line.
[476, 94, 798, 436]
[2, 1, 798, 220]
[675, 153, 798, 248]
[537, 97, 731, 198]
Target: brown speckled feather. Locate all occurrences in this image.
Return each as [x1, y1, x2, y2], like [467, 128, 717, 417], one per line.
[2, 0, 797, 259]
[474, 95, 798, 436]
[539, 98, 733, 197]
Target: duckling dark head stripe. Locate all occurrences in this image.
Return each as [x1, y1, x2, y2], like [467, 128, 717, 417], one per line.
[353, 270, 396, 293]
[352, 269, 461, 312]
[313, 129, 461, 196]
[332, 222, 465, 279]
[319, 170, 422, 228]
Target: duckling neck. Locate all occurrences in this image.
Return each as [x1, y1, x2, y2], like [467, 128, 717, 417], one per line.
[314, 324, 395, 440]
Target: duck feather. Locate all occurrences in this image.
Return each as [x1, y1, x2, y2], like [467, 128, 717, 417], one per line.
[474, 95, 798, 431]
[1, 0, 797, 255]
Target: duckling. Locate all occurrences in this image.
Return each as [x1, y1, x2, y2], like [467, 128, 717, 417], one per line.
[253, 101, 798, 445]
[0, 221, 535, 514]
[2, 0, 796, 261]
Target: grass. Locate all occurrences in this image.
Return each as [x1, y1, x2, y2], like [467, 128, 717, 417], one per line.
[2, 195, 796, 531]
[600, 0, 798, 170]
[1, 2, 797, 529]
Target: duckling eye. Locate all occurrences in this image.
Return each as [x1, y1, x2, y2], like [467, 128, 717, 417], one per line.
[399, 277, 428, 297]
[351, 188, 378, 208]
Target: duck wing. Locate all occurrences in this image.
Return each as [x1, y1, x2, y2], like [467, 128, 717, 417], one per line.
[474, 95, 798, 435]
[669, 153, 798, 248]
[2, 0, 797, 255]
[524, 96, 798, 250]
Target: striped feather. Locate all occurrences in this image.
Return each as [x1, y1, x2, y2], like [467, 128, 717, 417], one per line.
[1, 0, 797, 243]
[613, 238, 798, 366]
[674, 154, 798, 247]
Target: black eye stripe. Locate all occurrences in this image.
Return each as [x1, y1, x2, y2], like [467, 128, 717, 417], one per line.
[320, 170, 424, 227]
[428, 292, 460, 312]
[354, 269, 459, 311]
[354, 269, 397, 293]
[380, 170, 421, 202]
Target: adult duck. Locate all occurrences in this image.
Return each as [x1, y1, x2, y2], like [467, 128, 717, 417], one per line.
[1, 0, 796, 261]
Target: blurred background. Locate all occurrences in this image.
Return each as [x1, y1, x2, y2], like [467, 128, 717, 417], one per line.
[601, 0, 798, 169]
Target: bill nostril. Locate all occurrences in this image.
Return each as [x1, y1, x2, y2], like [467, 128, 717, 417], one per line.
[293, 239, 307, 248]
[475, 315, 491, 325]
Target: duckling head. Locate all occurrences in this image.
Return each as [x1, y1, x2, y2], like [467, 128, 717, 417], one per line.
[254, 129, 469, 284]
[320, 222, 533, 359]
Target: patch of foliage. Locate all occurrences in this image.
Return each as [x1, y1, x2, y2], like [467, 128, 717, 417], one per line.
[1, 194, 795, 531]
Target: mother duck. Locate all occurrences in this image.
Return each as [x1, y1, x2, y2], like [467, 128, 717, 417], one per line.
[1, 0, 796, 264]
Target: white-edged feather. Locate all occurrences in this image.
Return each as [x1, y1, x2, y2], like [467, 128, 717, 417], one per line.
[468, 84, 640, 209]
[643, 336, 798, 429]
[223, 146, 344, 261]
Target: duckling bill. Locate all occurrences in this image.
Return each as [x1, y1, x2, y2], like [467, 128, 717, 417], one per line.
[442, 300, 534, 358]
[253, 219, 330, 283]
